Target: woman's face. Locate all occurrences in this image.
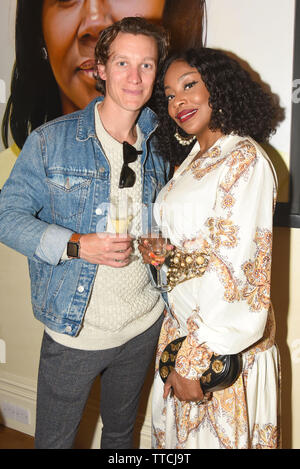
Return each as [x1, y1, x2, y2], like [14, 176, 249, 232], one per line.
[164, 59, 213, 141]
[42, 0, 165, 115]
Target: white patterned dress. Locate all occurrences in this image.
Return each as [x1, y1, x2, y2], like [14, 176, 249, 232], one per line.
[152, 134, 280, 449]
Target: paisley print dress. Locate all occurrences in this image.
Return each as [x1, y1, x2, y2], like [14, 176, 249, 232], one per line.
[152, 135, 280, 449]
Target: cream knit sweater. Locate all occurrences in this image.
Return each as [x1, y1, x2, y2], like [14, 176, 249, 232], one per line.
[46, 104, 164, 349]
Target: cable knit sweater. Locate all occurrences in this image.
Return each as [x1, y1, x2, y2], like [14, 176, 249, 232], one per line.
[46, 104, 164, 350]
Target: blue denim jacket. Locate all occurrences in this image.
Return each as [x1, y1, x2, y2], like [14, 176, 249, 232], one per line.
[0, 97, 169, 336]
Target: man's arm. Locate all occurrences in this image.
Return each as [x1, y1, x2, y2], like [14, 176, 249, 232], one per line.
[0, 131, 69, 264]
[0, 131, 133, 267]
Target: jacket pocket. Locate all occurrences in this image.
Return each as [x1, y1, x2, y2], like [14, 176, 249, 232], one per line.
[47, 174, 91, 223]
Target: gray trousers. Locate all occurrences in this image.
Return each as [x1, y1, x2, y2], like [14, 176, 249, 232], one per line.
[34, 314, 163, 449]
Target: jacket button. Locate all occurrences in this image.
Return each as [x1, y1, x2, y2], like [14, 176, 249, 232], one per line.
[95, 207, 102, 215]
[77, 285, 84, 293]
[65, 325, 72, 333]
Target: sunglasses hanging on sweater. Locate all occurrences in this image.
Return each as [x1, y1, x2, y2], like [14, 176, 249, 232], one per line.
[119, 141, 142, 189]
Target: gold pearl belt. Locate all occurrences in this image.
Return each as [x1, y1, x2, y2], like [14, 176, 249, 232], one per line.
[166, 248, 210, 290]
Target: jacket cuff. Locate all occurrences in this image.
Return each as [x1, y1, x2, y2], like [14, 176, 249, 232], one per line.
[175, 335, 214, 380]
[34, 224, 73, 266]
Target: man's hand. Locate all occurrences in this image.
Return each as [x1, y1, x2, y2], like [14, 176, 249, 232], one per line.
[79, 232, 133, 267]
[163, 370, 204, 402]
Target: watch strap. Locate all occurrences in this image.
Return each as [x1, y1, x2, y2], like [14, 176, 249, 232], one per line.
[67, 233, 81, 258]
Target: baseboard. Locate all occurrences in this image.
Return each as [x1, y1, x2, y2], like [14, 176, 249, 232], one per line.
[0, 371, 152, 449]
[0, 371, 37, 437]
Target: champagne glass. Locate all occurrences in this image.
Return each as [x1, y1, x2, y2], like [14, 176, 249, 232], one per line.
[146, 226, 172, 292]
[109, 195, 134, 235]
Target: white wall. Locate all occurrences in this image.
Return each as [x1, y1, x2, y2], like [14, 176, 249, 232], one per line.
[206, 0, 295, 158]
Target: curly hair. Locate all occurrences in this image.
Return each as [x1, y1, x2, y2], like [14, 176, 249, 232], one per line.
[153, 48, 280, 166]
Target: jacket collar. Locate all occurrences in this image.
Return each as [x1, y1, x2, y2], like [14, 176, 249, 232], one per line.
[76, 96, 158, 142]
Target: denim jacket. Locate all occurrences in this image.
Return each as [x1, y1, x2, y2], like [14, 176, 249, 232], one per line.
[0, 97, 169, 336]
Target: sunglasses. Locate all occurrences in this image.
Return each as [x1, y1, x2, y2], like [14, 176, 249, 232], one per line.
[119, 141, 142, 189]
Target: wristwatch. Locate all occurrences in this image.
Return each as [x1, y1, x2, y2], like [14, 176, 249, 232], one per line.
[67, 233, 81, 258]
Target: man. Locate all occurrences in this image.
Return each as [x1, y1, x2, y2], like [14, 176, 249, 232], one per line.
[0, 17, 169, 449]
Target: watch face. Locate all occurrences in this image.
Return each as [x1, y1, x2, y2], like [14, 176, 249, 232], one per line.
[67, 242, 79, 258]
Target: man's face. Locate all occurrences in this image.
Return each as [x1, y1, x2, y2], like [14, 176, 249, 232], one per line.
[97, 32, 158, 114]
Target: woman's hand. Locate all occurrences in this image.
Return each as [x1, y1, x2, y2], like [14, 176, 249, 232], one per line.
[163, 370, 204, 402]
[138, 237, 173, 267]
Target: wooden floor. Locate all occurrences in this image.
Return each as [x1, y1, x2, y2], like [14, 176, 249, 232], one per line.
[0, 425, 34, 449]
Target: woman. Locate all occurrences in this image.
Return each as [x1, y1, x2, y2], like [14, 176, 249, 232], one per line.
[141, 48, 280, 449]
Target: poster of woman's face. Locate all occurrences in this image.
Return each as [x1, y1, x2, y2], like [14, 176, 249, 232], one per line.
[0, 0, 206, 152]
[41, 0, 166, 114]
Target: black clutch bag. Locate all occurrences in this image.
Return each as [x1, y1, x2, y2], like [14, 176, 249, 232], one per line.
[159, 336, 243, 394]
